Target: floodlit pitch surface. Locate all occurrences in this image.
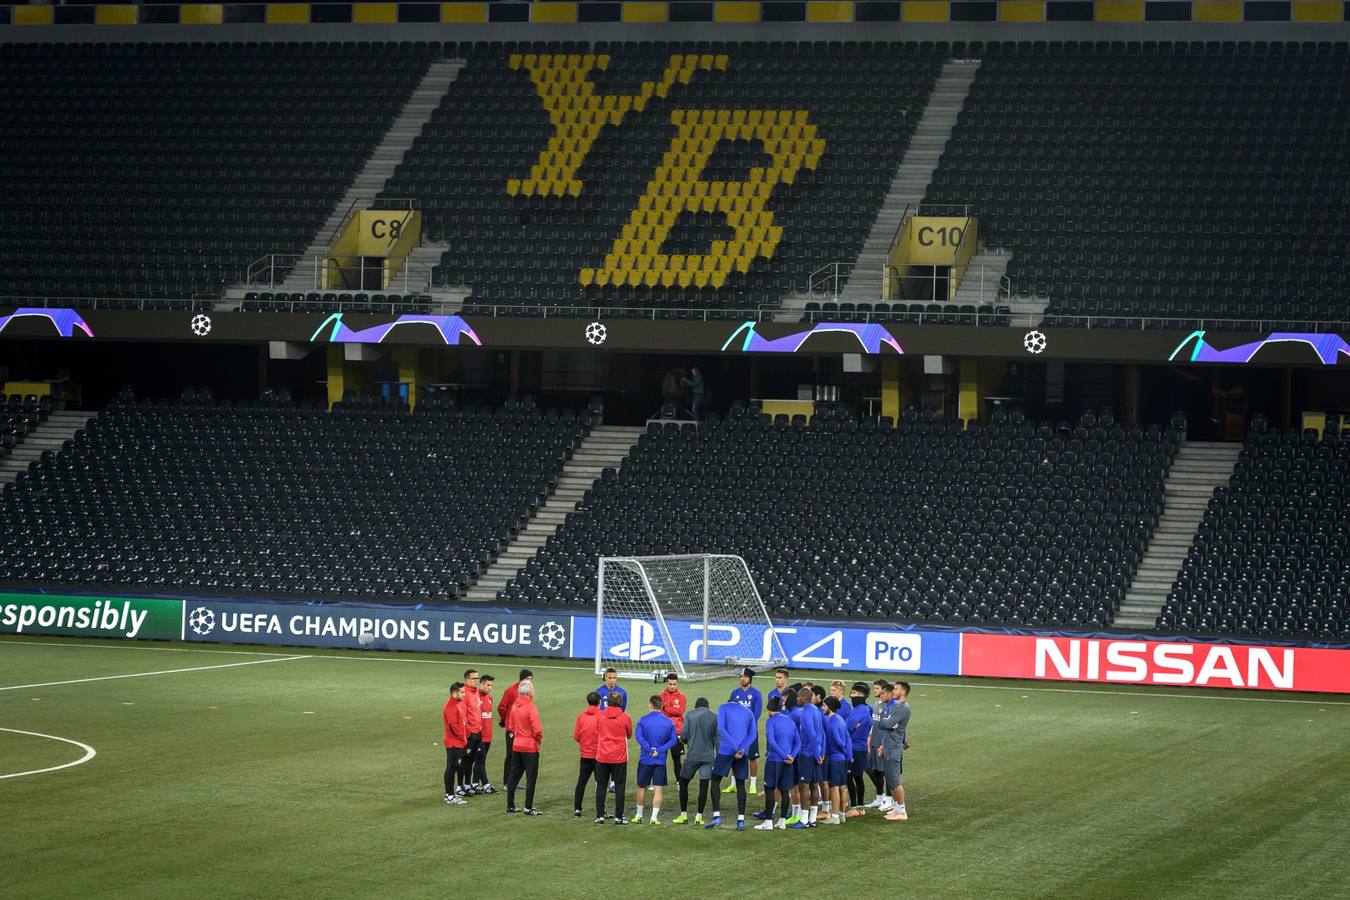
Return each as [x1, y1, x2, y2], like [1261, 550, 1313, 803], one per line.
[2, 637, 1347, 899]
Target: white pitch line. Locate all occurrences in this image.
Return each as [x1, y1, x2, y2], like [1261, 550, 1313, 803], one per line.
[0, 638, 304, 658]
[0, 727, 96, 780]
[0, 655, 308, 692]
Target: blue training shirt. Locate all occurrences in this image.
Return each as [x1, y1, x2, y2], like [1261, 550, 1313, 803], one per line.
[729, 685, 763, 720]
[635, 710, 678, 766]
[847, 700, 873, 753]
[824, 712, 850, 762]
[765, 713, 800, 763]
[717, 702, 756, 757]
[596, 684, 627, 710]
[796, 703, 825, 758]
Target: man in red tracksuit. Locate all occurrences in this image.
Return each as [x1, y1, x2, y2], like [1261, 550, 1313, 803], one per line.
[442, 681, 468, 807]
[497, 668, 533, 788]
[505, 681, 544, 815]
[594, 692, 634, 825]
[458, 669, 483, 796]
[472, 674, 496, 794]
[661, 673, 688, 774]
[572, 691, 602, 817]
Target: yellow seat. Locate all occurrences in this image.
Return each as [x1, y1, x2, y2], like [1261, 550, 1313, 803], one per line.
[595, 269, 611, 288]
[579, 268, 595, 288]
[670, 255, 686, 273]
[506, 179, 521, 197]
[710, 269, 727, 289]
[677, 269, 694, 289]
[644, 268, 660, 288]
[693, 269, 710, 289]
[660, 270, 677, 289]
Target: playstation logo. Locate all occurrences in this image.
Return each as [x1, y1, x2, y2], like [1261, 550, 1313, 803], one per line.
[609, 619, 665, 662]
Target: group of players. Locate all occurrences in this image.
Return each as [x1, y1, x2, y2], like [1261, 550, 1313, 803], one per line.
[442, 665, 912, 829]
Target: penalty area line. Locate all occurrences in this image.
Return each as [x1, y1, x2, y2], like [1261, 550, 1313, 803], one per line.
[0, 727, 96, 780]
[0, 655, 309, 692]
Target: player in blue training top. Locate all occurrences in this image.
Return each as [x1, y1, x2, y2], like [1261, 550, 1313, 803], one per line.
[755, 695, 799, 830]
[634, 695, 678, 826]
[727, 667, 763, 795]
[595, 667, 627, 794]
[845, 682, 874, 816]
[708, 700, 756, 830]
[766, 667, 789, 707]
[791, 686, 825, 827]
[822, 696, 851, 825]
[595, 667, 627, 710]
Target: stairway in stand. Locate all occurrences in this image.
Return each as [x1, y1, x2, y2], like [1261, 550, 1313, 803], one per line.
[463, 425, 646, 603]
[837, 60, 980, 304]
[1112, 441, 1243, 630]
[223, 58, 464, 303]
[0, 411, 94, 486]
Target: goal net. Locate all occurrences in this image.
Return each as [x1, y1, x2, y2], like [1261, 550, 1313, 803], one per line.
[595, 554, 786, 682]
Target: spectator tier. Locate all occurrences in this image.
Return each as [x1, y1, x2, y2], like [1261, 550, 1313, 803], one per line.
[0, 41, 432, 304]
[0, 394, 587, 602]
[1158, 426, 1348, 640]
[926, 43, 1350, 327]
[500, 406, 1181, 628]
[388, 41, 941, 316]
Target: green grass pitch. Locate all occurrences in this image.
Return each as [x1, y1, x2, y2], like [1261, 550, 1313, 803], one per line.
[2, 636, 1348, 899]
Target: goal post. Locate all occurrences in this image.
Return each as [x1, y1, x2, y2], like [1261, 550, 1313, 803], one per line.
[595, 554, 787, 682]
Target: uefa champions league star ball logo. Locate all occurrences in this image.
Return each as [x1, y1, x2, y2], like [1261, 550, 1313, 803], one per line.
[1023, 330, 1047, 354]
[190, 314, 213, 337]
[188, 607, 216, 636]
[584, 322, 607, 346]
[538, 621, 567, 651]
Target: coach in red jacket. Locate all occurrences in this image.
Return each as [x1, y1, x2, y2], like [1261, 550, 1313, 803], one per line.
[572, 691, 602, 816]
[593, 694, 634, 824]
[505, 681, 544, 815]
[497, 668, 533, 788]
[442, 682, 468, 807]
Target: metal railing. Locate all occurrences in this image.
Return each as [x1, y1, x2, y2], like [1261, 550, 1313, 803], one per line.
[243, 254, 433, 293]
[807, 262, 854, 299]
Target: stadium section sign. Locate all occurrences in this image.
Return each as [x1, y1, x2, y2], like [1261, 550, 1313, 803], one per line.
[572, 616, 961, 676]
[0, 593, 179, 640]
[179, 600, 573, 657]
[960, 634, 1350, 694]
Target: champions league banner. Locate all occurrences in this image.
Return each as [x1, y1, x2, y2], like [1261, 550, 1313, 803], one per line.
[177, 599, 575, 658]
[4, 590, 1347, 693]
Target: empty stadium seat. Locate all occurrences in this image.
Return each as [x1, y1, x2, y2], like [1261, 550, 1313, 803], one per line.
[1157, 421, 1348, 639]
[0, 391, 589, 602]
[499, 404, 1179, 627]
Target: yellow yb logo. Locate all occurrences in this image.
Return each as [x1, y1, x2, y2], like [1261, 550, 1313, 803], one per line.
[508, 53, 826, 290]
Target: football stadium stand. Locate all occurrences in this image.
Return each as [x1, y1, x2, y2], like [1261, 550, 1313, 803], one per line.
[925, 42, 1350, 328]
[1158, 421, 1348, 639]
[392, 41, 942, 317]
[0, 393, 587, 601]
[498, 405, 1182, 628]
[0, 41, 432, 305]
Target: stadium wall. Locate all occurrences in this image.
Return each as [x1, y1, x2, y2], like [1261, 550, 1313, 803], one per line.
[4, 591, 1347, 693]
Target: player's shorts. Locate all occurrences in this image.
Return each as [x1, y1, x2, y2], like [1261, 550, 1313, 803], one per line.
[827, 759, 848, 788]
[745, 736, 760, 760]
[850, 749, 868, 778]
[763, 759, 795, 792]
[883, 754, 903, 791]
[795, 756, 819, 784]
[680, 758, 713, 782]
[711, 753, 749, 781]
[636, 762, 667, 788]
